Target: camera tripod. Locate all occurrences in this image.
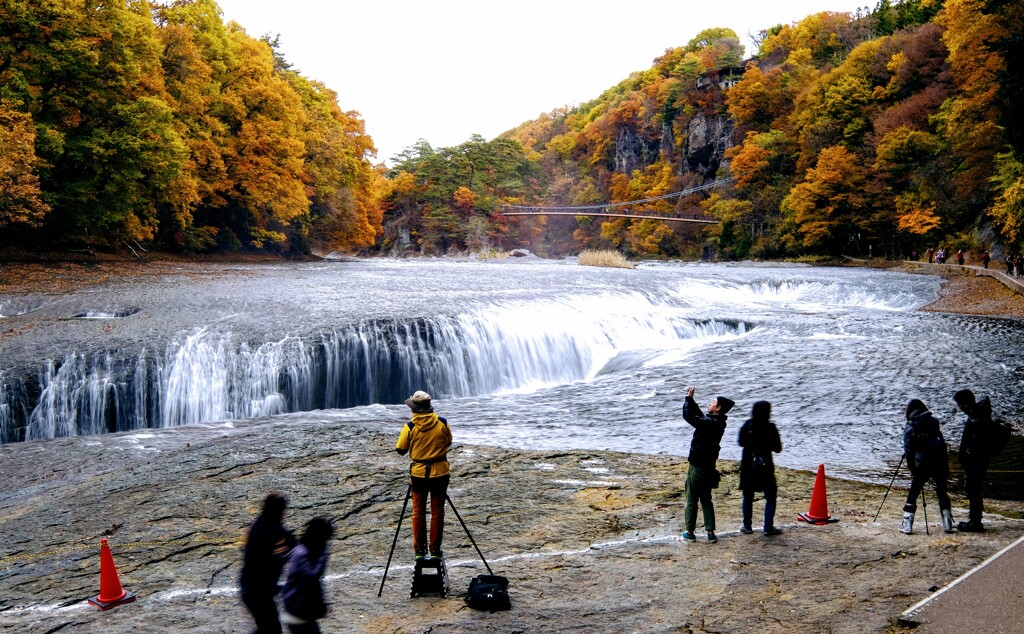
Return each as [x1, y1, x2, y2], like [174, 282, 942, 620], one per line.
[377, 484, 494, 597]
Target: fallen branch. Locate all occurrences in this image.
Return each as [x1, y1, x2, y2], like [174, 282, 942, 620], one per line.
[123, 241, 142, 260]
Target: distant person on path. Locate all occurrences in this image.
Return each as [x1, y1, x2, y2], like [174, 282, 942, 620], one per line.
[281, 517, 334, 633]
[737, 400, 783, 536]
[956, 250, 965, 266]
[981, 250, 990, 269]
[240, 492, 297, 634]
[926, 248, 934, 263]
[396, 390, 452, 559]
[901, 399, 954, 534]
[1006, 254, 1015, 276]
[954, 390, 994, 532]
[681, 386, 732, 543]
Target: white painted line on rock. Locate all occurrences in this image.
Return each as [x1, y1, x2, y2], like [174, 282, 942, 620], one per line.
[899, 533, 1024, 621]
[3, 527, 787, 617]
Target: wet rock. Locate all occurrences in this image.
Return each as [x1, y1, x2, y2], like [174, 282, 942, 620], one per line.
[0, 412, 1022, 633]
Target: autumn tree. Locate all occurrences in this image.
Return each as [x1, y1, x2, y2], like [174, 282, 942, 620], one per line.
[0, 103, 50, 229]
[782, 145, 869, 254]
[988, 151, 1024, 247]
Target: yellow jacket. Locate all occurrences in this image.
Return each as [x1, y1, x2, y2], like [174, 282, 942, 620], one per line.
[396, 412, 452, 478]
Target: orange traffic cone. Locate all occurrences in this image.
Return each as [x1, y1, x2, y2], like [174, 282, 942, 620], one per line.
[796, 464, 839, 525]
[87, 538, 136, 610]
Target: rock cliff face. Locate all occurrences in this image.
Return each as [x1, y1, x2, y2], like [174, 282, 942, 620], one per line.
[1, 408, 1022, 633]
[613, 126, 660, 175]
[611, 109, 733, 178]
[684, 111, 734, 176]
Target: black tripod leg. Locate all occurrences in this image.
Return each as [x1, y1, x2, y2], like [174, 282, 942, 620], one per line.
[378, 483, 412, 597]
[922, 488, 929, 535]
[873, 454, 905, 523]
[445, 493, 493, 575]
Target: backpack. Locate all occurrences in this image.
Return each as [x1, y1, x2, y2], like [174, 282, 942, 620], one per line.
[465, 574, 511, 612]
[987, 418, 1012, 458]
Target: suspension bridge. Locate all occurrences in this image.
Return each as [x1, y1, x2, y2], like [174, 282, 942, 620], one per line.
[499, 178, 732, 224]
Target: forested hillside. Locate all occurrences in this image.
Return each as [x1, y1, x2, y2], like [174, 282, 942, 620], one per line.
[2, 1, 1022, 260]
[383, 0, 1024, 260]
[0, 0, 383, 256]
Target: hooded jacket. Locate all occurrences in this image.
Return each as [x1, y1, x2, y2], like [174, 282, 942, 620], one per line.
[738, 417, 782, 491]
[959, 396, 993, 465]
[396, 412, 452, 478]
[903, 405, 947, 471]
[682, 396, 728, 468]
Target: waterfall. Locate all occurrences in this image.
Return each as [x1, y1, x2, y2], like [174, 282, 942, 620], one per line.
[1, 293, 754, 443]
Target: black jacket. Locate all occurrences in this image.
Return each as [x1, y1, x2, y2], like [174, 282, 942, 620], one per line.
[738, 418, 782, 491]
[682, 396, 727, 468]
[240, 517, 296, 597]
[903, 405, 947, 472]
[959, 397, 993, 466]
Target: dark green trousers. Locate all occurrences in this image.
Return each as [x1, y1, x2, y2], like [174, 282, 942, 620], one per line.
[684, 463, 716, 533]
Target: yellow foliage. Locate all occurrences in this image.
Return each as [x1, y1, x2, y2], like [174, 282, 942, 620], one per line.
[895, 194, 941, 234]
[453, 186, 476, 210]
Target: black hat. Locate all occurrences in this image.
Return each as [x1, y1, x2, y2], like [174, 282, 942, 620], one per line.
[905, 398, 926, 420]
[954, 389, 976, 408]
[716, 396, 735, 415]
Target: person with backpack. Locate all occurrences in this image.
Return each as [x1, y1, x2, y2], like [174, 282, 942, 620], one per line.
[901, 399, 955, 534]
[738, 401, 783, 536]
[954, 389, 1001, 532]
[281, 517, 334, 633]
[240, 492, 297, 634]
[681, 385, 732, 543]
[396, 390, 453, 560]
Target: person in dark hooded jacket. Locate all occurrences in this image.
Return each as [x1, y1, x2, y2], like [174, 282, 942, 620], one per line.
[738, 401, 783, 536]
[954, 389, 993, 532]
[901, 399, 954, 534]
[681, 386, 732, 543]
[240, 492, 296, 634]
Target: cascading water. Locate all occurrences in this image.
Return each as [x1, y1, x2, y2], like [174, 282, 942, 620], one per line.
[3, 259, 1021, 482]
[3, 289, 753, 443]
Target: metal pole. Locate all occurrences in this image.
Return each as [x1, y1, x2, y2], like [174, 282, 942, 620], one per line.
[873, 454, 905, 523]
[445, 493, 493, 575]
[378, 483, 412, 597]
[921, 488, 930, 535]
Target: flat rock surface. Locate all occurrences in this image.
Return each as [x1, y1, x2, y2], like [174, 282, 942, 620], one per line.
[1, 411, 1022, 633]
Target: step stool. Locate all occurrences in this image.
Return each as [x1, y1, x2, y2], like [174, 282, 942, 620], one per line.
[411, 556, 450, 598]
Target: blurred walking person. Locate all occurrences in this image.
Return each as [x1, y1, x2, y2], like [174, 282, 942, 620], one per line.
[738, 401, 783, 536]
[901, 399, 954, 534]
[240, 492, 296, 634]
[681, 385, 732, 543]
[281, 517, 334, 633]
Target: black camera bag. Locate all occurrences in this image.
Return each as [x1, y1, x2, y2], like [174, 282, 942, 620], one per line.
[465, 574, 511, 612]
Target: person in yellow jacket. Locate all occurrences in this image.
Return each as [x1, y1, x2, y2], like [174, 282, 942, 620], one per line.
[396, 391, 452, 560]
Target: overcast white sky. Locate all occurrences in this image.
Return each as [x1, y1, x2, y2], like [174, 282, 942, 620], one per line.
[214, 0, 871, 165]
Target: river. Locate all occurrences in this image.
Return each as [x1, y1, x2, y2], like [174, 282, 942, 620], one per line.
[1, 258, 1022, 483]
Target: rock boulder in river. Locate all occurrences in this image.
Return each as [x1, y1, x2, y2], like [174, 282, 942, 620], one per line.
[1, 410, 1022, 633]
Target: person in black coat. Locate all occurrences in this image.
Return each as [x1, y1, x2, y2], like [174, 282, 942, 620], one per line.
[738, 401, 783, 535]
[901, 399, 954, 534]
[240, 492, 297, 634]
[281, 517, 334, 634]
[681, 385, 732, 543]
[954, 389, 993, 532]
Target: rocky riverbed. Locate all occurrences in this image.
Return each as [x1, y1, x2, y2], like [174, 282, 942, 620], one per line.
[1, 409, 1022, 633]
